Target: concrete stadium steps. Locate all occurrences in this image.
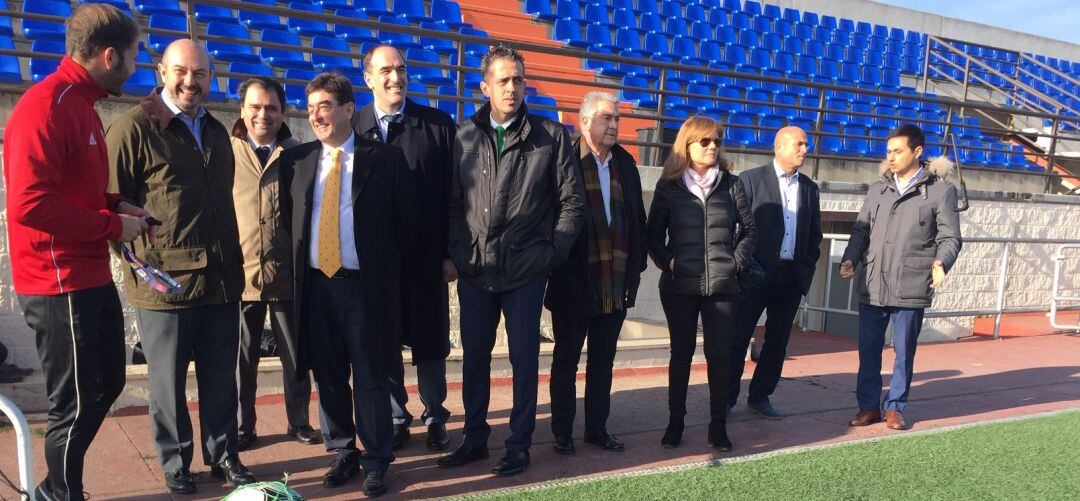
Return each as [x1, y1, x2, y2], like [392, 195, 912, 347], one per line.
[455, 0, 656, 157]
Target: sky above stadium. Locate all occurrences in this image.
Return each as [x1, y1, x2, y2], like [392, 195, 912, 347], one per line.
[881, 0, 1079, 44]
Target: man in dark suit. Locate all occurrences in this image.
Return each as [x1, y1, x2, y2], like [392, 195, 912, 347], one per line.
[727, 126, 822, 419]
[282, 72, 418, 497]
[545, 92, 647, 455]
[351, 44, 456, 452]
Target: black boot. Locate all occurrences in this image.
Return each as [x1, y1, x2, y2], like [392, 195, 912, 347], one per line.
[660, 417, 684, 449]
[708, 420, 732, 451]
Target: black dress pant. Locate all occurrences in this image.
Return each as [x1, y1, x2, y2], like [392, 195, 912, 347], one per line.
[237, 301, 311, 435]
[457, 274, 547, 453]
[305, 270, 394, 471]
[728, 265, 803, 406]
[136, 302, 240, 472]
[17, 284, 126, 501]
[659, 289, 736, 423]
[548, 309, 626, 437]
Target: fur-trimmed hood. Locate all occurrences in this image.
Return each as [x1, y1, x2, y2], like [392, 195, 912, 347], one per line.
[878, 155, 956, 181]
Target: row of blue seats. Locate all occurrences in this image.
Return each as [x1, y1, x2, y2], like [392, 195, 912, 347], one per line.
[8, 0, 466, 41]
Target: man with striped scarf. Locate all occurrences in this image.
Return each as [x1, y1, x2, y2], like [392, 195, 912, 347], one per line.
[545, 92, 648, 455]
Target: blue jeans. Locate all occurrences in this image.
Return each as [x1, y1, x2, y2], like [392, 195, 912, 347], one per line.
[856, 303, 925, 413]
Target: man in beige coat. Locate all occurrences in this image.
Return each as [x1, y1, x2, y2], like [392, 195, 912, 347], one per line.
[230, 77, 320, 450]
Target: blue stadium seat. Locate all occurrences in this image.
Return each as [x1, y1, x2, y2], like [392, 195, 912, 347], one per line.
[700, 41, 724, 64]
[612, 9, 637, 31]
[553, 19, 587, 48]
[134, 0, 183, 17]
[870, 36, 887, 54]
[261, 29, 313, 70]
[849, 102, 873, 128]
[673, 36, 706, 66]
[841, 129, 868, 155]
[774, 19, 793, 38]
[742, 0, 762, 17]
[614, 28, 645, 57]
[525, 95, 559, 121]
[418, 21, 456, 56]
[795, 21, 813, 39]
[731, 12, 751, 30]
[586, 23, 617, 52]
[356, 0, 393, 18]
[406, 48, 453, 86]
[555, 1, 583, 24]
[378, 15, 423, 51]
[194, 4, 236, 24]
[761, 32, 783, 52]
[755, 118, 783, 148]
[774, 51, 796, 74]
[838, 18, 855, 32]
[620, 75, 658, 108]
[431, 0, 465, 29]
[240, 0, 288, 32]
[722, 0, 741, 12]
[986, 149, 1008, 168]
[637, 0, 659, 15]
[861, 65, 882, 86]
[791, 54, 817, 79]
[737, 29, 759, 48]
[838, 62, 860, 84]
[662, 107, 689, 130]
[22, 0, 69, 41]
[823, 98, 847, 124]
[818, 58, 839, 81]
[660, 1, 682, 19]
[723, 44, 748, 68]
[844, 45, 864, 64]
[124, 51, 158, 96]
[820, 15, 837, 30]
[585, 4, 614, 28]
[783, 7, 800, 22]
[773, 94, 798, 120]
[710, 6, 730, 26]
[724, 113, 757, 147]
[745, 89, 771, 117]
[449, 53, 482, 88]
[639, 13, 663, 34]
[961, 147, 987, 167]
[749, 48, 771, 71]
[206, 73, 226, 103]
[644, 32, 672, 58]
[227, 62, 273, 99]
[686, 4, 708, 24]
[206, 23, 262, 64]
[665, 17, 689, 38]
[803, 39, 824, 59]
[316, 0, 353, 10]
[311, 36, 362, 76]
[0, 36, 21, 82]
[394, 0, 434, 23]
[818, 125, 843, 153]
[407, 81, 431, 106]
[797, 96, 819, 121]
[0, 0, 10, 37]
[355, 89, 375, 107]
[585, 46, 625, 77]
[801, 11, 818, 26]
[709, 87, 742, 114]
[762, 4, 781, 19]
[284, 68, 319, 108]
[715, 25, 738, 45]
[289, 3, 337, 38]
[148, 15, 187, 54]
[334, 9, 380, 45]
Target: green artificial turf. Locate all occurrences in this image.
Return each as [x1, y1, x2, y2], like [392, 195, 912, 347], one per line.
[481, 410, 1080, 501]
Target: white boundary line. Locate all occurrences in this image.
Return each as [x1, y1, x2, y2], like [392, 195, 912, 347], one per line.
[449, 408, 1080, 500]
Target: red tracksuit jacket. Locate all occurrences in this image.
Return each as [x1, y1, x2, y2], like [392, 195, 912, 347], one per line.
[3, 57, 124, 295]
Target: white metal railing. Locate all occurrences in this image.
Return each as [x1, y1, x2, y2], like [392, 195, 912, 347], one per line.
[0, 394, 35, 500]
[802, 233, 1080, 339]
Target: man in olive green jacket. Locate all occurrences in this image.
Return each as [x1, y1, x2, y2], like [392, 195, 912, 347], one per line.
[106, 40, 253, 494]
[229, 77, 321, 451]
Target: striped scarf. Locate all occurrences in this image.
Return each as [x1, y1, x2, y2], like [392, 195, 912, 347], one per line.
[582, 146, 630, 313]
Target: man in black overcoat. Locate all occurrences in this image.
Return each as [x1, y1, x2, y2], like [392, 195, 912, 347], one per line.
[351, 44, 457, 451]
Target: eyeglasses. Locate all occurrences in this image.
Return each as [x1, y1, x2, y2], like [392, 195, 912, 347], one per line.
[692, 137, 723, 148]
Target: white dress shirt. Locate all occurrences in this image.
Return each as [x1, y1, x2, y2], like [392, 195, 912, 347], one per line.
[773, 159, 800, 261]
[684, 166, 720, 203]
[309, 132, 359, 270]
[593, 150, 613, 223]
[374, 101, 405, 142]
[895, 166, 924, 196]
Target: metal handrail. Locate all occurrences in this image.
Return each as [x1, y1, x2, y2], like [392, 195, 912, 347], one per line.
[0, 394, 35, 501]
[2, 2, 1078, 187]
[805, 233, 1080, 339]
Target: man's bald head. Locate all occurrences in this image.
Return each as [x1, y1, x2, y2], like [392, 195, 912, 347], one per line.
[158, 39, 212, 117]
[773, 126, 809, 173]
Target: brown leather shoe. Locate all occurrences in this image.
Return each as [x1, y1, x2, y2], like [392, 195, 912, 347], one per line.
[884, 410, 907, 430]
[848, 409, 882, 426]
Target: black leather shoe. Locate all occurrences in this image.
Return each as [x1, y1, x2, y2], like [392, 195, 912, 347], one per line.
[426, 422, 450, 451]
[361, 468, 389, 497]
[236, 432, 257, 451]
[584, 431, 625, 452]
[164, 468, 196, 494]
[552, 433, 576, 455]
[661, 418, 684, 449]
[436, 443, 489, 468]
[210, 456, 256, 486]
[491, 450, 530, 477]
[747, 400, 784, 420]
[287, 425, 323, 445]
[392, 422, 410, 451]
[708, 421, 733, 452]
[322, 452, 360, 488]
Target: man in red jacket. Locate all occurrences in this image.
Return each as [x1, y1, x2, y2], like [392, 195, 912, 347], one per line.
[2, 5, 150, 500]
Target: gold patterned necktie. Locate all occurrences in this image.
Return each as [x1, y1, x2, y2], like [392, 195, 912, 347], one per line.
[317, 148, 342, 277]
